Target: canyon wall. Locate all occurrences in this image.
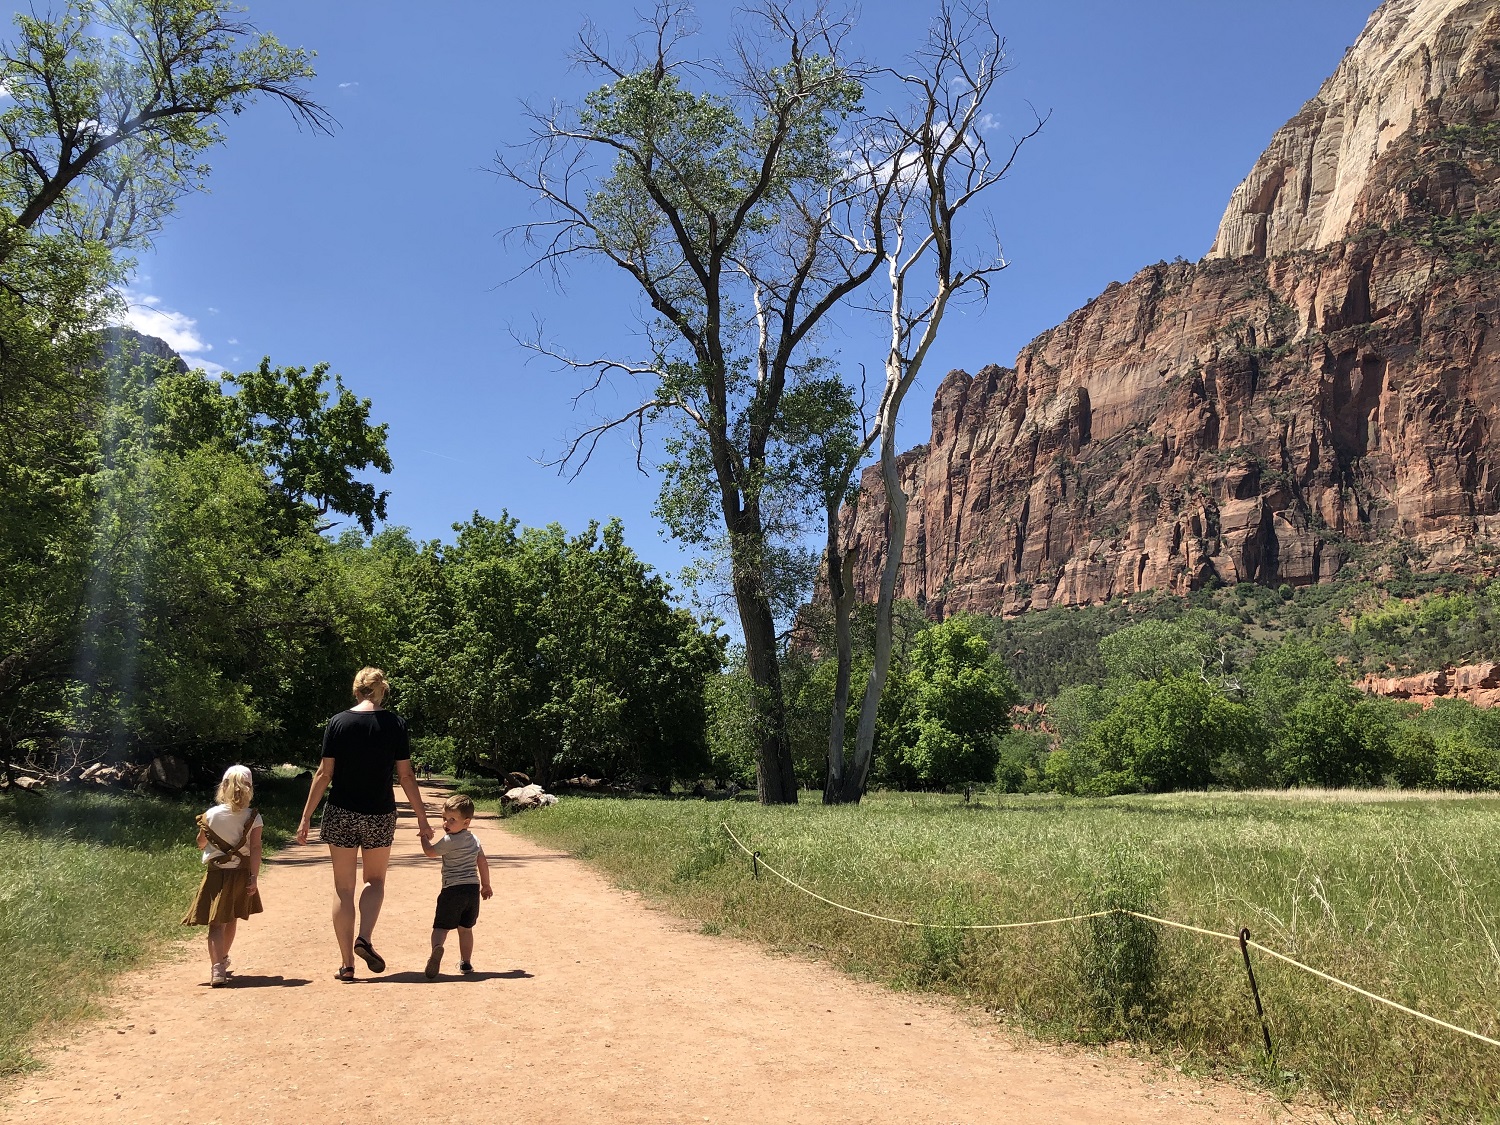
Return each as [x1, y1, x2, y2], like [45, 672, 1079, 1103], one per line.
[842, 0, 1500, 616]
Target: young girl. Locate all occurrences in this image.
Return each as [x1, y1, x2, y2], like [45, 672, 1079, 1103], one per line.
[182, 765, 264, 987]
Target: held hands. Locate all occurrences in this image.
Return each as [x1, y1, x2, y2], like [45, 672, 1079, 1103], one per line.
[417, 821, 434, 841]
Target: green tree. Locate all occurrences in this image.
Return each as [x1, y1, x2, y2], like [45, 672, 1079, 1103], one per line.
[502, 3, 903, 803]
[401, 515, 723, 787]
[1249, 643, 1388, 787]
[1070, 675, 1262, 795]
[878, 615, 1019, 789]
[228, 360, 393, 534]
[0, 0, 331, 770]
[55, 352, 396, 764]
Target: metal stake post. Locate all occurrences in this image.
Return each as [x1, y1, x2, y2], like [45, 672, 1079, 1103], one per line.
[1239, 927, 1274, 1058]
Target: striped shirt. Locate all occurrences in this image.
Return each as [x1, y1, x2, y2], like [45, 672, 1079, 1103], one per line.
[431, 828, 483, 888]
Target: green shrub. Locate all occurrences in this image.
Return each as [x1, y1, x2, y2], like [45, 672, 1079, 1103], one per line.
[1077, 849, 1164, 1039]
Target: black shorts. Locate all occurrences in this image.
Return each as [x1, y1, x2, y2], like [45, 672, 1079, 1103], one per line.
[433, 884, 481, 930]
[320, 803, 397, 850]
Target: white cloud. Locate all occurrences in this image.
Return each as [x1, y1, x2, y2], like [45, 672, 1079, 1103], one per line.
[226, 337, 238, 345]
[114, 290, 226, 376]
[338, 81, 359, 89]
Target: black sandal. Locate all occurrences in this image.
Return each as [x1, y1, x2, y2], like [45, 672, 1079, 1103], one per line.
[353, 936, 386, 974]
[335, 965, 355, 983]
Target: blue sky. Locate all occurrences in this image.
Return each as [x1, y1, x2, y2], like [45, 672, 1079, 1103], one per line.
[94, 1, 1377, 583]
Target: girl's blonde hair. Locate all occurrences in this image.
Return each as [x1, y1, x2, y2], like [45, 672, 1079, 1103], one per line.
[217, 765, 254, 812]
[352, 666, 388, 702]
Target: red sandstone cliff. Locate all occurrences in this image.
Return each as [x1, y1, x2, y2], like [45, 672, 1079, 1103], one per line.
[842, 0, 1500, 616]
[1360, 661, 1500, 706]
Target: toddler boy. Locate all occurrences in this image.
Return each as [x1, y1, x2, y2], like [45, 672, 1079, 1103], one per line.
[419, 793, 492, 978]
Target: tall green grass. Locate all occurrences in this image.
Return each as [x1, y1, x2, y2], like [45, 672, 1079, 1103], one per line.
[0, 776, 303, 1077]
[509, 790, 1500, 1121]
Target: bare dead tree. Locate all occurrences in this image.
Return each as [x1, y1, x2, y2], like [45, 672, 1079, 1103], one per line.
[827, 0, 1045, 803]
[498, 1, 900, 804]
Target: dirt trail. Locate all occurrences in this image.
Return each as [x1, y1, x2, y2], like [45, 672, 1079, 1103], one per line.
[3, 787, 1299, 1124]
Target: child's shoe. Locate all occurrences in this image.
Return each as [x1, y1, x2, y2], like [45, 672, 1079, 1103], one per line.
[458, 960, 474, 974]
[210, 963, 228, 988]
[424, 948, 443, 980]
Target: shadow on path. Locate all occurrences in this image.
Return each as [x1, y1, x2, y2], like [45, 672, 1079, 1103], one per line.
[359, 968, 534, 985]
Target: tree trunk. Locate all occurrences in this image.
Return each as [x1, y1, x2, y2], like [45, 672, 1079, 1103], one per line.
[734, 563, 799, 803]
[845, 409, 909, 802]
[823, 536, 857, 804]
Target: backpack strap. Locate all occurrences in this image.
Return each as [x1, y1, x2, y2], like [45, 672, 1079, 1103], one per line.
[201, 807, 258, 870]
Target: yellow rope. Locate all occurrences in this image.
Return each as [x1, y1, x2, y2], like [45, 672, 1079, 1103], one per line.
[722, 824, 1114, 929]
[1245, 940, 1500, 1049]
[722, 823, 1500, 1050]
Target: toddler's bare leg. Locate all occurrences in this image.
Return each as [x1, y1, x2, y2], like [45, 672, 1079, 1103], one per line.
[431, 928, 447, 951]
[458, 926, 474, 962]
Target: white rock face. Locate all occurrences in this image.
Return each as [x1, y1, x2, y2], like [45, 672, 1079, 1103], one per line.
[1209, 0, 1500, 260]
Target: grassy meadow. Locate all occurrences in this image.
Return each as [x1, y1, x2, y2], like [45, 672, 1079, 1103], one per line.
[506, 789, 1500, 1122]
[0, 775, 304, 1078]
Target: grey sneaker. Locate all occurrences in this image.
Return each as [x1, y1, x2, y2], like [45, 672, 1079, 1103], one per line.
[424, 948, 443, 980]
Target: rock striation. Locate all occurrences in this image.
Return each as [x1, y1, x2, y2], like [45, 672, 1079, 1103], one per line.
[841, 0, 1500, 617]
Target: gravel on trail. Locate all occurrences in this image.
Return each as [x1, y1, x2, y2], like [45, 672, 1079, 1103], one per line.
[2, 786, 1305, 1124]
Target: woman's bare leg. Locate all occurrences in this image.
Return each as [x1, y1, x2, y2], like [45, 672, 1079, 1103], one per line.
[356, 846, 391, 941]
[329, 845, 359, 967]
[220, 918, 238, 961]
[207, 925, 226, 967]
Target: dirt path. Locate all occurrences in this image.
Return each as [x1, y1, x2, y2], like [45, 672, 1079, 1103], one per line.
[3, 788, 1301, 1124]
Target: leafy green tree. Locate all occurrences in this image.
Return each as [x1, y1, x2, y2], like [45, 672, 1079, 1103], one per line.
[55, 353, 397, 764]
[0, 0, 331, 771]
[401, 515, 723, 787]
[228, 360, 393, 534]
[878, 615, 1019, 789]
[1249, 643, 1388, 787]
[502, 3, 901, 803]
[1413, 699, 1500, 790]
[1070, 675, 1263, 795]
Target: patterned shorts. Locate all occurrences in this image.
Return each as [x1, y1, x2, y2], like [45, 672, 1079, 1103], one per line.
[320, 803, 397, 850]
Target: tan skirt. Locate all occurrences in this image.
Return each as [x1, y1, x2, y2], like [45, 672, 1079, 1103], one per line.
[182, 865, 263, 926]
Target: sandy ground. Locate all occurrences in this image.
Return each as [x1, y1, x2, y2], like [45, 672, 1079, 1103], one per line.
[1, 787, 1306, 1124]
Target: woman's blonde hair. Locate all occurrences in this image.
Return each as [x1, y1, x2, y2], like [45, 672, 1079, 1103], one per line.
[352, 666, 388, 702]
[217, 765, 254, 812]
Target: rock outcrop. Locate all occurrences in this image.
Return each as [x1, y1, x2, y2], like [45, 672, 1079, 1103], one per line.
[1360, 661, 1500, 706]
[841, 0, 1500, 616]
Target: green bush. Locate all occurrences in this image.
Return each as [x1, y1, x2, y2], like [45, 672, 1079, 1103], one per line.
[1077, 849, 1164, 1038]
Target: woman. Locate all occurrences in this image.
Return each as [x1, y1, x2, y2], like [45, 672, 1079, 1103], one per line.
[297, 667, 432, 982]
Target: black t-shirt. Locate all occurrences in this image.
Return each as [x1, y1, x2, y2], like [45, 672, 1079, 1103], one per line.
[322, 709, 410, 815]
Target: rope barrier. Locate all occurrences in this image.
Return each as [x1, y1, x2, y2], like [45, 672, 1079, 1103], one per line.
[722, 825, 1116, 929]
[721, 823, 1500, 1051]
[1244, 939, 1500, 1049]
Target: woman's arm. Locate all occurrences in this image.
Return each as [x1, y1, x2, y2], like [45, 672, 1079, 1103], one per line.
[395, 759, 432, 838]
[295, 758, 335, 845]
[247, 823, 263, 886]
